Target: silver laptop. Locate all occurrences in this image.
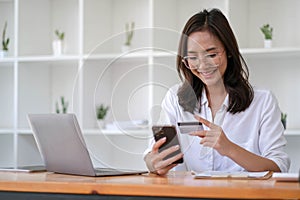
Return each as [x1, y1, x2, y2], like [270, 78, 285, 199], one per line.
[27, 113, 147, 177]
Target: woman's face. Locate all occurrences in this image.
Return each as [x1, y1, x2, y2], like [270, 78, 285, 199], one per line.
[186, 30, 227, 88]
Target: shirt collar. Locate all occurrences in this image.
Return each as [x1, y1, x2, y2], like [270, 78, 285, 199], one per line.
[200, 88, 229, 109]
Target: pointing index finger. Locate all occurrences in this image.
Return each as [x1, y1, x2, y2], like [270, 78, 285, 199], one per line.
[194, 115, 212, 128]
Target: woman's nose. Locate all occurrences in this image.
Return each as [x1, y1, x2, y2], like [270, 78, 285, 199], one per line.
[196, 60, 211, 71]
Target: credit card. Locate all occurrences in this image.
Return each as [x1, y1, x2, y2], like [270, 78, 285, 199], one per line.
[177, 122, 203, 134]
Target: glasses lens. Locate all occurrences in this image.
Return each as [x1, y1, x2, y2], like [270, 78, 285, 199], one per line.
[188, 57, 199, 69]
[183, 53, 220, 69]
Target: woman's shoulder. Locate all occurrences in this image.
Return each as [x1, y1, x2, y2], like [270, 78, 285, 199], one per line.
[253, 87, 277, 104]
[162, 83, 183, 107]
[165, 83, 182, 97]
[253, 87, 274, 97]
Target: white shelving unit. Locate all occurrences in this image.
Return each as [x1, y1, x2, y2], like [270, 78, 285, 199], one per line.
[0, 0, 299, 172]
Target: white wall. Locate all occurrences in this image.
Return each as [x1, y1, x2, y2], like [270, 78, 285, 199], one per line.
[246, 54, 300, 130]
[229, 0, 300, 48]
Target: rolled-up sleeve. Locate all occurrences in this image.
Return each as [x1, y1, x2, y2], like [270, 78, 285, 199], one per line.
[258, 91, 290, 172]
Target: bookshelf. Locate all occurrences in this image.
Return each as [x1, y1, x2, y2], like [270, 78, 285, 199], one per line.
[0, 0, 299, 172]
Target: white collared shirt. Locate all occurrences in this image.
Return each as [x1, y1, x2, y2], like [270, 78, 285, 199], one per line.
[147, 84, 290, 172]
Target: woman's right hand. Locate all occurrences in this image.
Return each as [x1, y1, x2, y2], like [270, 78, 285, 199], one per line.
[145, 137, 183, 175]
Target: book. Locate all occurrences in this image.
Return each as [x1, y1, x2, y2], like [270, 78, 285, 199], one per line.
[193, 170, 272, 180]
[272, 172, 299, 182]
[0, 165, 46, 173]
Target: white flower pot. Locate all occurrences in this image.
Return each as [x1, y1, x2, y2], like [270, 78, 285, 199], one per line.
[264, 39, 272, 48]
[0, 50, 8, 58]
[97, 120, 106, 129]
[121, 45, 130, 53]
[52, 40, 64, 56]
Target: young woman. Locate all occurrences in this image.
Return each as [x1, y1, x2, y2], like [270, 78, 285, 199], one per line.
[144, 9, 290, 175]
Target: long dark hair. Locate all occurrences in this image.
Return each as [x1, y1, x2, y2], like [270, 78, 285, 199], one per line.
[177, 8, 253, 114]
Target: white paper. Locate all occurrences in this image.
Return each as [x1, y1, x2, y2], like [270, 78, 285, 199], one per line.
[272, 172, 299, 182]
[194, 171, 270, 179]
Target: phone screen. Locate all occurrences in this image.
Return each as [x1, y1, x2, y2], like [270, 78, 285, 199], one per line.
[152, 125, 183, 164]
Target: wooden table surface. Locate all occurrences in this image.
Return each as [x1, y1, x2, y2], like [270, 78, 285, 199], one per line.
[0, 171, 299, 199]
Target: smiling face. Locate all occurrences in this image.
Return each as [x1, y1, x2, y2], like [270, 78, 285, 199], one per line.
[186, 30, 227, 89]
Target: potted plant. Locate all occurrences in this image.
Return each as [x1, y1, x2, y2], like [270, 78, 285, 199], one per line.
[260, 24, 273, 48]
[55, 96, 69, 114]
[96, 104, 109, 129]
[122, 22, 135, 52]
[281, 112, 287, 130]
[1, 21, 9, 58]
[52, 29, 65, 56]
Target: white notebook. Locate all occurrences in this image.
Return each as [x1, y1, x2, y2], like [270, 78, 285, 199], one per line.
[0, 165, 46, 173]
[194, 171, 272, 179]
[272, 172, 299, 182]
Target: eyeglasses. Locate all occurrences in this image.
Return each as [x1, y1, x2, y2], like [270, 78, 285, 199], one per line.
[182, 50, 225, 70]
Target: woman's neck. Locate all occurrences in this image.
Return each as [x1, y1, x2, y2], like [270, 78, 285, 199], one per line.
[205, 84, 227, 117]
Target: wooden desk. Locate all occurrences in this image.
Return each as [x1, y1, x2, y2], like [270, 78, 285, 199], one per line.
[0, 171, 299, 200]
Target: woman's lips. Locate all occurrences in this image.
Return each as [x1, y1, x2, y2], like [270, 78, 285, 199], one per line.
[198, 67, 218, 77]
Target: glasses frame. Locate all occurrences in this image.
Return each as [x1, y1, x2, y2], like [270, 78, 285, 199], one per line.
[182, 49, 225, 70]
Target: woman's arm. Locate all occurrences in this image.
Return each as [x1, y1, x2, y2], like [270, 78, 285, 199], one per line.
[192, 115, 281, 172]
[226, 140, 281, 172]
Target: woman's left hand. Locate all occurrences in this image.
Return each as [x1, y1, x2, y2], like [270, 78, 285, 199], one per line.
[190, 115, 234, 156]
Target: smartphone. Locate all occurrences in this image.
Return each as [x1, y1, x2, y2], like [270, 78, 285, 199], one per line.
[177, 122, 203, 134]
[152, 125, 183, 164]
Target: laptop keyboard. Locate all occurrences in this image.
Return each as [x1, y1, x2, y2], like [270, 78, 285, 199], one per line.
[95, 168, 120, 172]
[94, 168, 127, 175]
[94, 168, 145, 176]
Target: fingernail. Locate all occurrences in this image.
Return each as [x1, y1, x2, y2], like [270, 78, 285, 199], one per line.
[173, 145, 180, 150]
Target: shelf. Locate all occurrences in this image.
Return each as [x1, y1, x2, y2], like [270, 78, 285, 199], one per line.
[8, 128, 152, 137]
[1, 0, 300, 172]
[84, 50, 176, 60]
[240, 47, 300, 57]
[0, 55, 80, 63]
[2, 48, 300, 64]
[83, 129, 151, 137]
[0, 129, 14, 134]
[17, 129, 32, 135]
[84, 52, 149, 61]
[18, 55, 80, 62]
[0, 57, 15, 63]
[284, 129, 300, 136]
[1, 51, 176, 63]
[85, 48, 300, 60]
